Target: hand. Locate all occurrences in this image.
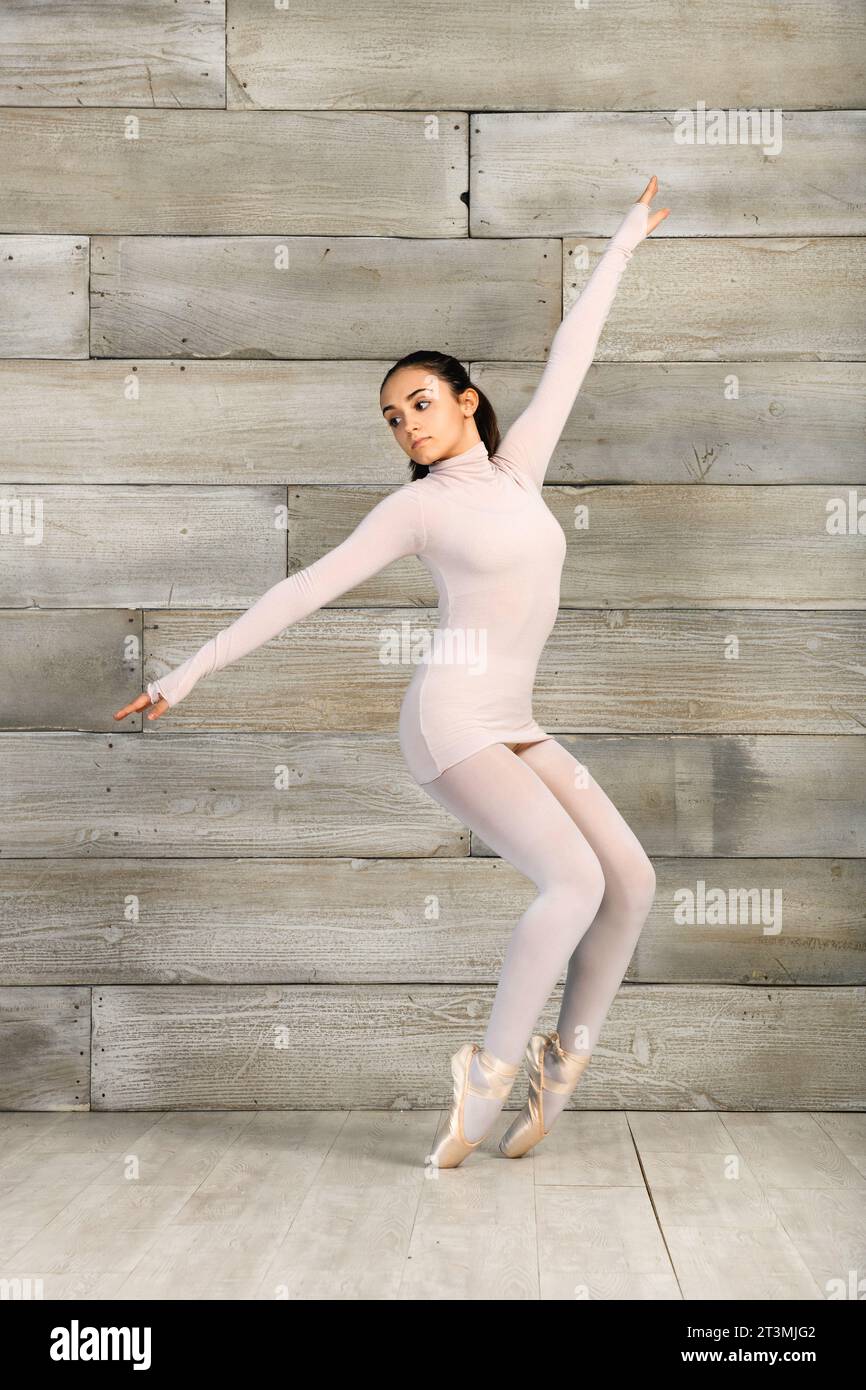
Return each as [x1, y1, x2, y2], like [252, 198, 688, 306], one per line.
[114, 692, 170, 722]
[635, 175, 670, 235]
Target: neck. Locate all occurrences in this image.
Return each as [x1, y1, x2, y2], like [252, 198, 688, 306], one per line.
[426, 438, 494, 480]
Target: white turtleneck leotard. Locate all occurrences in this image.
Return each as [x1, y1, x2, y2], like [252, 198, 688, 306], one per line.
[147, 200, 650, 790]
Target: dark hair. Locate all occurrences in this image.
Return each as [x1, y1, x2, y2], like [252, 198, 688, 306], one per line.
[380, 351, 501, 481]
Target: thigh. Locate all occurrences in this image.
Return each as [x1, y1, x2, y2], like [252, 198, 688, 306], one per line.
[515, 738, 653, 888]
[420, 741, 602, 890]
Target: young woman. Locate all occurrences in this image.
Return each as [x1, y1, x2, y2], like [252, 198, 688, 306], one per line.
[115, 176, 670, 1169]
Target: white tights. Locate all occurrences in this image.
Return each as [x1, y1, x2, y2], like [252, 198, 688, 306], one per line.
[421, 738, 656, 1142]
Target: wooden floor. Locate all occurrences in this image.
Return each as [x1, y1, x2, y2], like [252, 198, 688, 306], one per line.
[1, 1108, 863, 1300]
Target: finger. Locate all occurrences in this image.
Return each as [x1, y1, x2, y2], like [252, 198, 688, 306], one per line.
[145, 698, 169, 721]
[113, 693, 152, 720]
[646, 207, 670, 235]
[636, 174, 658, 206]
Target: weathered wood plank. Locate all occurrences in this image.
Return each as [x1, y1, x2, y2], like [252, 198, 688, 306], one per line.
[475, 362, 866, 485]
[141, 607, 866, 734]
[0, 987, 89, 1110]
[90, 984, 866, 1109]
[89, 236, 561, 358]
[0, 0, 224, 107]
[1, 857, 862, 986]
[708, 1178, 861, 1295]
[632, 1113, 866, 1298]
[0, 237, 89, 357]
[328, 1118, 540, 1302]
[0, 110, 467, 235]
[0, 1113, 67, 1164]
[4, 484, 861, 613]
[7, 603, 863, 735]
[16, 604, 863, 735]
[0, 733, 465, 858]
[89, 234, 866, 361]
[471, 112, 866, 236]
[0, 610, 142, 731]
[0, 733, 862, 858]
[546, 484, 866, 608]
[466, 734, 866, 858]
[0, 486, 286, 608]
[722, 1113, 866, 1188]
[225, 0, 866, 110]
[814, 1113, 866, 1177]
[535, 609, 866, 732]
[563, 236, 866, 360]
[1, 360, 862, 486]
[0, 360, 408, 486]
[532, 1184, 681, 1299]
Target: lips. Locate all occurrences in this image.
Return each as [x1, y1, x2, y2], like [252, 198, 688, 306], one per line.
[413, 437, 430, 448]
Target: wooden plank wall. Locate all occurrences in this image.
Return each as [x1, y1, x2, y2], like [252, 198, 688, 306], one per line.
[0, 0, 864, 1112]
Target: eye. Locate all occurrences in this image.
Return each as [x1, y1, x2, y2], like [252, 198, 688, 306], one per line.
[416, 398, 430, 410]
[387, 415, 400, 428]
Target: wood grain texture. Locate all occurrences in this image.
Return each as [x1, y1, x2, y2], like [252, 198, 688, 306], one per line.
[466, 734, 866, 858]
[471, 112, 866, 236]
[563, 235, 866, 360]
[138, 606, 866, 734]
[474, 362, 866, 485]
[88, 983, 866, 1109]
[0, 610, 142, 731]
[0, 360, 432, 486]
[7, 484, 860, 614]
[0, 987, 90, 1110]
[3, 0, 864, 1138]
[1, 1110, 859, 1297]
[0, 0, 224, 107]
[0, 732, 465, 859]
[1, 486, 286, 608]
[0, 110, 467, 234]
[535, 609, 866, 733]
[225, 0, 866, 109]
[8, 603, 862, 735]
[87, 234, 866, 361]
[89, 235, 561, 358]
[405, 1140, 677, 1299]
[1, 732, 862, 859]
[289, 484, 866, 609]
[547, 485, 866, 608]
[1, 856, 862, 986]
[1, 360, 862, 486]
[0, 237, 89, 357]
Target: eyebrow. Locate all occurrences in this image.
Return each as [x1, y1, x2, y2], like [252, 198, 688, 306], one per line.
[381, 387, 428, 416]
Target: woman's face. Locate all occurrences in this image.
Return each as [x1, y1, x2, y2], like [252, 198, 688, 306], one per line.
[380, 368, 477, 465]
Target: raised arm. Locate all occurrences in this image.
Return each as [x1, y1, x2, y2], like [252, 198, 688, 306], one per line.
[140, 484, 426, 712]
[495, 199, 651, 492]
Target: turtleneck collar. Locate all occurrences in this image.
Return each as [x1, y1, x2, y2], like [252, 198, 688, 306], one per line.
[426, 438, 495, 481]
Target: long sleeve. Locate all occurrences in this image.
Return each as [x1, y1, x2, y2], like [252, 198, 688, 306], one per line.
[146, 483, 426, 709]
[496, 200, 650, 491]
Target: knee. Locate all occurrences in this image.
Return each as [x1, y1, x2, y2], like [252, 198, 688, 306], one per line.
[619, 850, 657, 920]
[552, 848, 606, 915]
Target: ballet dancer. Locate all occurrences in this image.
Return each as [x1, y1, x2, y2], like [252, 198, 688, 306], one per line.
[115, 175, 669, 1169]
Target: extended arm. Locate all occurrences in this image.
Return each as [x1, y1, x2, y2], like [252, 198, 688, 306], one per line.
[496, 200, 650, 491]
[146, 484, 426, 709]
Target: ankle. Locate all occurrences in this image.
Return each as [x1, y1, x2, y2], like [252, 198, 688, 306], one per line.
[538, 1032, 590, 1100]
[469, 1046, 520, 1099]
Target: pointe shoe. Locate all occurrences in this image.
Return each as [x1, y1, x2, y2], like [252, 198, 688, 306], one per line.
[425, 1042, 520, 1169]
[498, 1030, 590, 1159]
